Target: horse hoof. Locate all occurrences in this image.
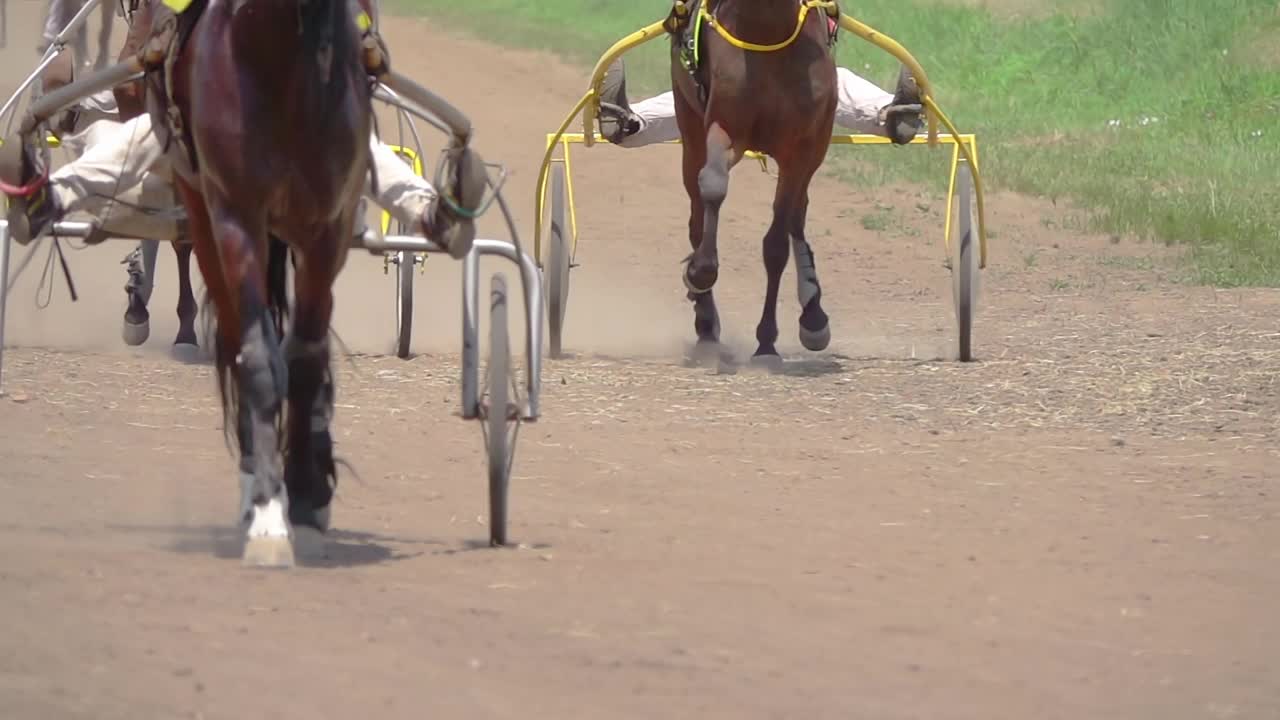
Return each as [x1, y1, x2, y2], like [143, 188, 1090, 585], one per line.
[312, 505, 331, 533]
[122, 319, 150, 346]
[171, 342, 201, 364]
[242, 536, 295, 569]
[750, 353, 784, 373]
[289, 502, 332, 534]
[799, 323, 831, 352]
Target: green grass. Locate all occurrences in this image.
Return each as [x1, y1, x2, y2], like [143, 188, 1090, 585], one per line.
[390, 0, 1280, 286]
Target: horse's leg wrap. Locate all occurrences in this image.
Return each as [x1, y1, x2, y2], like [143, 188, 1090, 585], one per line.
[790, 194, 830, 351]
[282, 334, 336, 531]
[235, 308, 288, 508]
[792, 236, 822, 311]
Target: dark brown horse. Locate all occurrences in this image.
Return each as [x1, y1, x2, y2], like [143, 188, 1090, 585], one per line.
[143, 0, 373, 566]
[670, 0, 838, 367]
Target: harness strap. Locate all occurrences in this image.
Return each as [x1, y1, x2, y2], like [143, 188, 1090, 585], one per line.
[700, 0, 839, 54]
[0, 169, 49, 199]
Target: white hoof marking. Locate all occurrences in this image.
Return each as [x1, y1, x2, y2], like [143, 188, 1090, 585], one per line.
[242, 497, 294, 568]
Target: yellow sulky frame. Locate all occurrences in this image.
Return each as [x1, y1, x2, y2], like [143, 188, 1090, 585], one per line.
[533, 11, 988, 272]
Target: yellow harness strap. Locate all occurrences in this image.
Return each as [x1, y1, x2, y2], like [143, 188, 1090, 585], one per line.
[701, 0, 838, 53]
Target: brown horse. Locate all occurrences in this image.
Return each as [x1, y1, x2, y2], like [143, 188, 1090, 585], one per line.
[142, 0, 373, 566]
[670, 0, 839, 367]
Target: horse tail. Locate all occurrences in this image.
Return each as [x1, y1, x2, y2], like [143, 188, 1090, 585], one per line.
[266, 234, 291, 338]
[297, 0, 360, 97]
[199, 285, 239, 453]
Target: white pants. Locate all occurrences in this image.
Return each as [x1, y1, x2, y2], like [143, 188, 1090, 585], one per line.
[50, 112, 438, 240]
[617, 67, 894, 148]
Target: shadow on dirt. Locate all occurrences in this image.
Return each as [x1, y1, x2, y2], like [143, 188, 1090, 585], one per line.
[106, 523, 441, 568]
[433, 538, 554, 556]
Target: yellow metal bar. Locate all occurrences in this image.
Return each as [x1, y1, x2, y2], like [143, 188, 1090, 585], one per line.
[551, 132, 975, 147]
[944, 140, 959, 257]
[549, 131, 986, 269]
[535, 93, 592, 263]
[925, 98, 986, 268]
[562, 136, 580, 259]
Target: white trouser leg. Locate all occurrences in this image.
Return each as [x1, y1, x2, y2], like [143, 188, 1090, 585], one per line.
[616, 66, 896, 147]
[616, 91, 680, 148]
[50, 114, 180, 241]
[366, 133, 437, 231]
[833, 66, 895, 136]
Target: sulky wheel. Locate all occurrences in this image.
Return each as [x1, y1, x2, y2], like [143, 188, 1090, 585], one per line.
[394, 247, 415, 359]
[950, 160, 981, 362]
[485, 272, 514, 547]
[546, 163, 571, 359]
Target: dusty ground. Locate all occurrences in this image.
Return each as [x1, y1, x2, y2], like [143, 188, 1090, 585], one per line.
[2, 3, 1279, 719]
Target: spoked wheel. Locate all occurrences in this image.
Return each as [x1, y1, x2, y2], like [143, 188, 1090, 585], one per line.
[483, 272, 520, 547]
[394, 249, 415, 359]
[546, 164, 571, 359]
[950, 160, 981, 362]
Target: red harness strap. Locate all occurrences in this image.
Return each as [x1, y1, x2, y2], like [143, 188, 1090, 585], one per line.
[0, 168, 49, 199]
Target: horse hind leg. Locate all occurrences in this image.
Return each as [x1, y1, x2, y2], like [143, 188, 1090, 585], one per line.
[121, 240, 157, 346]
[791, 192, 830, 352]
[172, 242, 200, 359]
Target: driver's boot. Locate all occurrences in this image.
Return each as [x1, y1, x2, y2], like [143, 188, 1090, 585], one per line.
[421, 197, 476, 260]
[0, 137, 61, 245]
[597, 59, 641, 144]
[880, 65, 924, 145]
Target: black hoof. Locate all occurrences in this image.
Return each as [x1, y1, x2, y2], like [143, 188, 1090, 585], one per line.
[799, 322, 831, 352]
[122, 318, 150, 346]
[288, 501, 331, 533]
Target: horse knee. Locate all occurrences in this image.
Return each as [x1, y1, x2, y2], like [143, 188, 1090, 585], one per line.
[698, 164, 728, 207]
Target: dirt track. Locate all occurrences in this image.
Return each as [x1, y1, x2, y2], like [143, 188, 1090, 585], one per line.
[2, 5, 1279, 719]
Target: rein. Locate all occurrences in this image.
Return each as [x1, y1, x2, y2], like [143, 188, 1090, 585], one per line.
[700, 0, 838, 53]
